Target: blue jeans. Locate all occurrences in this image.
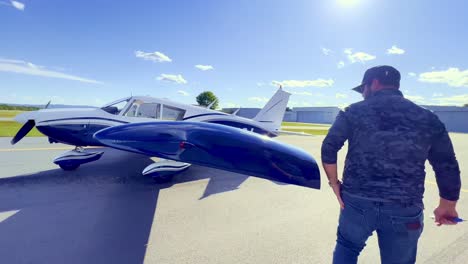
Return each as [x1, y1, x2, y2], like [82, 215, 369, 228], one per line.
[333, 192, 424, 264]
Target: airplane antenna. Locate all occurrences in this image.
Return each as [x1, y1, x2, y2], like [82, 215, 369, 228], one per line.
[232, 108, 240, 115]
[207, 99, 217, 109]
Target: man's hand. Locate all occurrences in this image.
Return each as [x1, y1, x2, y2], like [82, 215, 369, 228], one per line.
[433, 198, 459, 226]
[330, 181, 344, 210]
[322, 163, 344, 210]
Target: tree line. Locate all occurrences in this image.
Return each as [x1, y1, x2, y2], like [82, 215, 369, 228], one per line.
[0, 104, 40, 111]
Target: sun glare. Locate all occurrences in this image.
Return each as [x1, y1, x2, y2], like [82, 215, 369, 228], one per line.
[337, 0, 360, 7]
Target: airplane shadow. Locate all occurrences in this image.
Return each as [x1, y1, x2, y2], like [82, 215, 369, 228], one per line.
[0, 149, 158, 264]
[0, 148, 266, 264]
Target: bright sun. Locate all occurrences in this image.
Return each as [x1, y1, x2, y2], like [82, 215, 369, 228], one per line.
[337, 0, 360, 7]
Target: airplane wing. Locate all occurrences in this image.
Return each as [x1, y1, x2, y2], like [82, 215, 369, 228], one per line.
[94, 121, 321, 190]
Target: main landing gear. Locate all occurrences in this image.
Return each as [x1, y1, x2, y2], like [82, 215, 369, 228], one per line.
[142, 159, 191, 183]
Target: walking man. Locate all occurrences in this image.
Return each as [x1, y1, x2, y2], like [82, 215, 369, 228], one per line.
[321, 65, 461, 263]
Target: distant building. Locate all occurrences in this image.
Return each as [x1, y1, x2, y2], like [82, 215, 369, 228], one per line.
[222, 105, 468, 133]
[288, 107, 340, 124]
[422, 106, 468, 133]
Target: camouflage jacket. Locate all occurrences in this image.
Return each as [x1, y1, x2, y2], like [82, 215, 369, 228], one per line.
[321, 89, 461, 204]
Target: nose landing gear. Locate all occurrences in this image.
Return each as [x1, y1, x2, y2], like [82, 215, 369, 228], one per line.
[54, 146, 104, 171]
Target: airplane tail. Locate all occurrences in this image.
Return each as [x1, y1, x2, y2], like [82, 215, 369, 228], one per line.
[253, 87, 291, 131]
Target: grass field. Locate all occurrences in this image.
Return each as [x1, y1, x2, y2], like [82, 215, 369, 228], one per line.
[281, 122, 330, 127]
[0, 121, 44, 137]
[0, 110, 24, 118]
[281, 128, 329, 135]
[280, 121, 330, 135]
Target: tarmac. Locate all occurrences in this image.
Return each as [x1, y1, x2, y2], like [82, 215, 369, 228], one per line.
[0, 134, 467, 264]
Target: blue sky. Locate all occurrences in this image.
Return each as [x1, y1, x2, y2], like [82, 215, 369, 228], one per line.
[1, 0, 467, 108]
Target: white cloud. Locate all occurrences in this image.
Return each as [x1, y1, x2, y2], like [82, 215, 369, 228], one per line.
[135, 50, 171, 63]
[408, 72, 417, 77]
[338, 103, 349, 110]
[177, 90, 189, 96]
[195, 64, 214, 71]
[256, 82, 265, 87]
[223, 102, 240, 108]
[432, 93, 443, 97]
[335, 93, 347, 99]
[337, 61, 345, 69]
[6, 1, 24, 10]
[157, 74, 187, 84]
[0, 58, 102, 84]
[248, 97, 269, 103]
[418, 68, 468, 87]
[272, 79, 334, 88]
[344, 48, 376, 63]
[321, 47, 332, 56]
[387, 45, 405, 55]
[288, 101, 313, 107]
[431, 94, 468, 106]
[288, 91, 313, 96]
[405, 95, 426, 104]
[344, 48, 352, 54]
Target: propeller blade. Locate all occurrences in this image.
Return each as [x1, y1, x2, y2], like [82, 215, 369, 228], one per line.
[45, 100, 51, 109]
[11, 120, 35, 145]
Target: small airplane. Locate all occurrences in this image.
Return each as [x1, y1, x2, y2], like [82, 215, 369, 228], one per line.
[11, 88, 321, 189]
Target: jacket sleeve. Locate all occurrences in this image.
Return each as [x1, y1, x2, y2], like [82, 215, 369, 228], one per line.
[428, 118, 461, 201]
[321, 110, 350, 164]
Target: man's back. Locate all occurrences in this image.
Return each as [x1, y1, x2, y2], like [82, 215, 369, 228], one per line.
[322, 89, 460, 204]
[323, 65, 461, 264]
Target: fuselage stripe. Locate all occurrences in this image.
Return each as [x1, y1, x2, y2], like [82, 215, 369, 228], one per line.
[182, 113, 228, 120]
[38, 117, 129, 124]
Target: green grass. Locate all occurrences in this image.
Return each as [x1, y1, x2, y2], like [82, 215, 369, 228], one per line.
[0, 110, 24, 118]
[281, 122, 330, 127]
[0, 121, 44, 137]
[281, 128, 329, 135]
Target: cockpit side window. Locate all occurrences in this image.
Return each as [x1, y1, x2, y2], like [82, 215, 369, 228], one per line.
[125, 101, 161, 119]
[101, 99, 130, 115]
[162, 105, 186, 120]
[138, 103, 161, 118]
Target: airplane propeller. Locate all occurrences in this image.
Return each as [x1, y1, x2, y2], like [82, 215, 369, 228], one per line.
[11, 120, 35, 145]
[10, 100, 50, 145]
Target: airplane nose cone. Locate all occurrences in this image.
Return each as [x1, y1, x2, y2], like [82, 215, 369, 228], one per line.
[14, 111, 37, 124]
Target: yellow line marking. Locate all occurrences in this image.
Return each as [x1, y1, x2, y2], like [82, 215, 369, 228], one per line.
[426, 180, 468, 193]
[0, 146, 102, 152]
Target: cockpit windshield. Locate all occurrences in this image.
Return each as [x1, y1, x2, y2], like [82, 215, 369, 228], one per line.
[101, 98, 131, 115]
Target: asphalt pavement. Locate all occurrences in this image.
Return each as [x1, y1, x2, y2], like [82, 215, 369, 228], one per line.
[0, 134, 467, 264]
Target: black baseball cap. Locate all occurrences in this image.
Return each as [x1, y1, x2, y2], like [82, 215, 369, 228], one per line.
[352, 65, 401, 93]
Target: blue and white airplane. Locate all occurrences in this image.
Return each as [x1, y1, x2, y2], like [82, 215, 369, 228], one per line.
[11, 88, 321, 189]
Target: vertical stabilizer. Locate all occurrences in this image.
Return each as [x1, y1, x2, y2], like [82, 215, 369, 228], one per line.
[253, 87, 291, 131]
